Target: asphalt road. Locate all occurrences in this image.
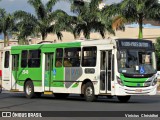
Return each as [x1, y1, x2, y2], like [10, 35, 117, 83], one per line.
[0, 91, 160, 119]
[0, 91, 160, 111]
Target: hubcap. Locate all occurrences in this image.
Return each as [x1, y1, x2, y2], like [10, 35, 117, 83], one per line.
[86, 87, 93, 97]
[26, 85, 32, 95]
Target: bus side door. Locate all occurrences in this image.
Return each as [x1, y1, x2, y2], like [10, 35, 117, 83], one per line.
[100, 50, 114, 93]
[44, 53, 54, 91]
[11, 54, 19, 90]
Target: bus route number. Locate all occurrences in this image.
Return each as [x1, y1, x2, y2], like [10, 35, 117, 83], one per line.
[22, 70, 29, 74]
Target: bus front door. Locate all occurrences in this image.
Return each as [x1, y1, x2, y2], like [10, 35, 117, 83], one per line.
[44, 53, 54, 91]
[100, 50, 113, 94]
[11, 54, 19, 90]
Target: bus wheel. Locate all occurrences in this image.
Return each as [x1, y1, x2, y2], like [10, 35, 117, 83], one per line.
[117, 96, 131, 103]
[84, 82, 96, 102]
[24, 81, 35, 99]
[54, 93, 69, 99]
[107, 95, 113, 99]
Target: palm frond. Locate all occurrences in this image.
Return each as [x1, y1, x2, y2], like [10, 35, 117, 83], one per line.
[14, 10, 37, 22]
[112, 15, 126, 30]
[28, 0, 46, 20]
[46, 0, 58, 12]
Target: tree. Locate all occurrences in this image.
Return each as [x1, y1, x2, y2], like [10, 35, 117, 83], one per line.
[14, 0, 66, 41]
[104, 0, 160, 39]
[70, 0, 114, 39]
[13, 17, 37, 45]
[0, 9, 14, 47]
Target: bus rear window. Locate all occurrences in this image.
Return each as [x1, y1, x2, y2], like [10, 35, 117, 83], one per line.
[4, 51, 10, 68]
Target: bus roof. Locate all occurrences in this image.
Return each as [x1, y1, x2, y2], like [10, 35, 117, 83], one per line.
[6, 38, 153, 50]
[10, 39, 115, 50]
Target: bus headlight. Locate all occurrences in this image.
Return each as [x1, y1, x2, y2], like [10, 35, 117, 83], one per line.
[117, 76, 124, 86]
[144, 74, 157, 86]
[151, 79, 157, 86]
[144, 82, 151, 87]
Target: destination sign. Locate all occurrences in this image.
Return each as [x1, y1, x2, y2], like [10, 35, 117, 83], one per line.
[117, 40, 153, 49]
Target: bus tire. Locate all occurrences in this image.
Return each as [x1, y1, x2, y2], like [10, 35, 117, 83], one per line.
[117, 96, 131, 103]
[84, 82, 96, 102]
[24, 81, 35, 99]
[54, 93, 69, 99]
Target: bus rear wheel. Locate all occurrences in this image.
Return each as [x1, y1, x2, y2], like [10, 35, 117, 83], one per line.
[24, 81, 35, 99]
[84, 82, 96, 102]
[54, 93, 69, 99]
[117, 96, 131, 103]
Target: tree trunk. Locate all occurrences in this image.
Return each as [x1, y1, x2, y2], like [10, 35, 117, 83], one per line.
[138, 15, 143, 39]
[41, 32, 46, 41]
[85, 32, 90, 39]
[7, 34, 9, 46]
[3, 32, 8, 47]
[86, 34, 90, 39]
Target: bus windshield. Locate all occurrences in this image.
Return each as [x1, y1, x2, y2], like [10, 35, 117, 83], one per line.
[118, 50, 156, 75]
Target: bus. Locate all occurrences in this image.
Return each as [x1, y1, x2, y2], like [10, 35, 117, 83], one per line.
[2, 38, 157, 102]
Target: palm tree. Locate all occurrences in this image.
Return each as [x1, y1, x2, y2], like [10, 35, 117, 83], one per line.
[13, 17, 37, 45]
[70, 0, 114, 39]
[0, 9, 14, 47]
[14, 0, 67, 41]
[104, 0, 160, 39]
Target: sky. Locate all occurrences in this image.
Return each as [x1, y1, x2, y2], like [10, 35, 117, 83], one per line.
[0, 0, 122, 15]
[0, 0, 122, 39]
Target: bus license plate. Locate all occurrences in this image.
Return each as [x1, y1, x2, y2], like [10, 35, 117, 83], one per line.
[135, 89, 142, 92]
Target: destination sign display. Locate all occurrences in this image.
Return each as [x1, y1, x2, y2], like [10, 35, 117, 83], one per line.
[117, 40, 153, 49]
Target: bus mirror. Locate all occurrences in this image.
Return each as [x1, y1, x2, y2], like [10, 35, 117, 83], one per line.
[136, 65, 139, 71]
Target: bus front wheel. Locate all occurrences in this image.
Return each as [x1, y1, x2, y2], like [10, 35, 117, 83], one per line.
[24, 81, 35, 99]
[117, 96, 131, 103]
[84, 82, 96, 102]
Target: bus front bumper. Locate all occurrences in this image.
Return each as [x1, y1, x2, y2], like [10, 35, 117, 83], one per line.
[115, 84, 157, 95]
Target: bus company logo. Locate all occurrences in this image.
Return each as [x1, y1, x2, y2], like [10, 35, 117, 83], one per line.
[137, 83, 141, 87]
[2, 112, 11, 117]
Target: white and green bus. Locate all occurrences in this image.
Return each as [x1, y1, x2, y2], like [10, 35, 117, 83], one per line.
[2, 38, 157, 102]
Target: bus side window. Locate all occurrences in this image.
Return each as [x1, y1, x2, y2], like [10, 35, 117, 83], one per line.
[21, 50, 28, 68]
[64, 47, 81, 67]
[4, 51, 10, 68]
[82, 47, 97, 67]
[55, 48, 63, 67]
[12, 55, 19, 71]
[28, 50, 41, 68]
